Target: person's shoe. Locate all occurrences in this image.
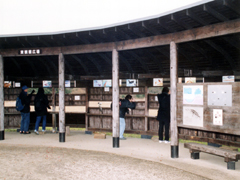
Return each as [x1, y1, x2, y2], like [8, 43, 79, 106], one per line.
[164, 140, 170, 143]
[24, 131, 31, 134]
[42, 130, 46, 134]
[120, 137, 127, 140]
[159, 140, 163, 143]
[34, 130, 39, 135]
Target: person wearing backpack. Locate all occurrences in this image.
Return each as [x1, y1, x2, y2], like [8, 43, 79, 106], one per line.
[19, 85, 35, 134]
[157, 87, 171, 143]
[110, 94, 136, 140]
[34, 88, 51, 135]
[119, 94, 136, 140]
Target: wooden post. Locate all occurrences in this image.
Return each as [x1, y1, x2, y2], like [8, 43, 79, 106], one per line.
[59, 53, 65, 142]
[170, 41, 179, 158]
[112, 49, 120, 148]
[52, 87, 57, 133]
[144, 86, 148, 132]
[0, 55, 4, 140]
[85, 87, 89, 133]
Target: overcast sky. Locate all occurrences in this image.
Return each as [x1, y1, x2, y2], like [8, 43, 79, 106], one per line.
[0, 0, 212, 37]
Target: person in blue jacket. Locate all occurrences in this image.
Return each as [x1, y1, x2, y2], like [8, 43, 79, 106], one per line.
[119, 94, 136, 140]
[157, 87, 171, 143]
[19, 85, 35, 134]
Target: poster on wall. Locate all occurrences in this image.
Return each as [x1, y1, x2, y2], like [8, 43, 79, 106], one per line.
[65, 80, 71, 87]
[102, 80, 112, 87]
[43, 81, 52, 87]
[93, 80, 103, 87]
[153, 78, 163, 86]
[74, 96, 80, 100]
[183, 106, 203, 127]
[208, 85, 232, 106]
[126, 79, 137, 87]
[213, 109, 223, 126]
[4, 81, 11, 88]
[183, 85, 203, 105]
[222, 76, 234, 82]
[15, 82, 21, 87]
[185, 77, 196, 83]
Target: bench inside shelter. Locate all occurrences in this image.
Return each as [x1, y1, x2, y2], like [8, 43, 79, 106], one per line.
[184, 143, 240, 170]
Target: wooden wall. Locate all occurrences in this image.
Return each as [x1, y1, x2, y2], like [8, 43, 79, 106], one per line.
[177, 82, 240, 147]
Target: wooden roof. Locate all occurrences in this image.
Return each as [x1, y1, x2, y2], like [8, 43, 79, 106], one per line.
[0, 0, 240, 80]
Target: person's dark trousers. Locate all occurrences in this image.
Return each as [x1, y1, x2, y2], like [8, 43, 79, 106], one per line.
[158, 120, 170, 141]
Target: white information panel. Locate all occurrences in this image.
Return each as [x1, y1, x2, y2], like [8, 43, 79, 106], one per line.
[213, 109, 223, 126]
[183, 106, 203, 127]
[208, 85, 232, 106]
[183, 85, 203, 105]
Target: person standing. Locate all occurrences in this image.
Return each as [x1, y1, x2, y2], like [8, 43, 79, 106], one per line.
[119, 94, 136, 140]
[34, 88, 51, 135]
[157, 87, 171, 143]
[19, 85, 35, 134]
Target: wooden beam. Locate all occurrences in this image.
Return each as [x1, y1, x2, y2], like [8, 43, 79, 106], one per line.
[58, 53, 65, 142]
[170, 41, 178, 158]
[204, 40, 236, 70]
[0, 55, 4, 140]
[1, 19, 240, 57]
[71, 55, 89, 75]
[112, 49, 120, 148]
[203, 4, 229, 22]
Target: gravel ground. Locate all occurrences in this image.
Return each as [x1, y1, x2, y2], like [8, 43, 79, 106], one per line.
[0, 144, 209, 180]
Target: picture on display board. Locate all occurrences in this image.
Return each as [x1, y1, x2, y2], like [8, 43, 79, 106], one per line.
[183, 106, 203, 127]
[102, 80, 112, 87]
[222, 76, 234, 82]
[126, 79, 137, 87]
[4, 81, 11, 88]
[65, 80, 71, 87]
[213, 109, 223, 126]
[43, 81, 52, 87]
[183, 85, 203, 105]
[153, 78, 163, 86]
[185, 77, 196, 83]
[93, 80, 103, 87]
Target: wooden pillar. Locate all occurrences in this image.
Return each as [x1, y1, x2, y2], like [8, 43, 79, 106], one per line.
[112, 49, 120, 148]
[52, 87, 57, 133]
[0, 55, 4, 140]
[170, 41, 179, 158]
[85, 87, 89, 132]
[144, 86, 148, 132]
[58, 53, 65, 142]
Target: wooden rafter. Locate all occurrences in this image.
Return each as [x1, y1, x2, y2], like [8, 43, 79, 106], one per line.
[1, 19, 240, 57]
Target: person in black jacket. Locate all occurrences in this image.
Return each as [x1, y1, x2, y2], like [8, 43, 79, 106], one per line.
[157, 87, 170, 143]
[119, 94, 136, 140]
[19, 85, 35, 134]
[34, 88, 50, 135]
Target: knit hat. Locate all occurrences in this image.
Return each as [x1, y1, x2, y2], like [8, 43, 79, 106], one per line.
[22, 85, 28, 90]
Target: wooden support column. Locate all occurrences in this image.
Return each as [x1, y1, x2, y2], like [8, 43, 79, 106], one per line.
[144, 86, 148, 132]
[170, 41, 179, 158]
[85, 87, 90, 133]
[59, 53, 65, 142]
[0, 55, 4, 140]
[112, 49, 120, 148]
[52, 87, 57, 133]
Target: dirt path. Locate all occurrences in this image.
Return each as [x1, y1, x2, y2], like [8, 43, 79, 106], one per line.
[0, 144, 208, 180]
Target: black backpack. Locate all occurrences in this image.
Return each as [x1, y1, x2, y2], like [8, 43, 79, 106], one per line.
[35, 98, 44, 111]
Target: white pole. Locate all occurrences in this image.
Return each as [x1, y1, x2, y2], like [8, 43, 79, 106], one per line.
[59, 53, 65, 142]
[170, 41, 178, 158]
[0, 55, 4, 140]
[112, 49, 120, 148]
